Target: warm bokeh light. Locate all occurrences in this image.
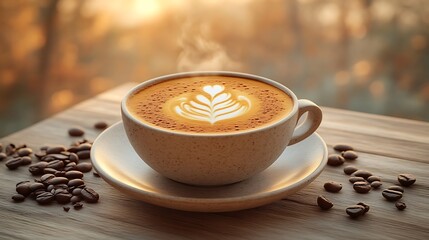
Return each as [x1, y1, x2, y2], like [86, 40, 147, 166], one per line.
[50, 90, 75, 111]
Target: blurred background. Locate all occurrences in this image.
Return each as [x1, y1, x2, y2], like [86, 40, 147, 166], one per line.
[1, 0, 428, 137]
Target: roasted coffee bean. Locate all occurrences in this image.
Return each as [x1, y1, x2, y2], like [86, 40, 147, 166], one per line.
[12, 194, 26, 202]
[47, 177, 69, 185]
[0, 152, 7, 161]
[352, 170, 372, 179]
[343, 166, 358, 175]
[43, 168, 57, 174]
[46, 146, 66, 154]
[367, 176, 381, 183]
[388, 185, 404, 193]
[353, 181, 371, 193]
[42, 153, 69, 161]
[77, 143, 92, 151]
[397, 174, 416, 187]
[46, 160, 64, 170]
[395, 201, 406, 210]
[63, 206, 70, 212]
[72, 188, 82, 196]
[370, 181, 382, 189]
[324, 181, 342, 193]
[69, 153, 79, 162]
[29, 182, 45, 192]
[333, 144, 354, 152]
[68, 127, 85, 137]
[349, 176, 366, 183]
[20, 156, 32, 165]
[327, 154, 345, 166]
[5, 143, 16, 156]
[5, 157, 23, 170]
[54, 171, 66, 177]
[53, 183, 68, 190]
[64, 162, 77, 171]
[30, 189, 46, 199]
[16, 181, 32, 196]
[68, 179, 85, 188]
[317, 195, 333, 210]
[29, 162, 49, 175]
[34, 152, 46, 160]
[36, 192, 54, 204]
[94, 121, 108, 130]
[76, 162, 92, 173]
[67, 146, 79, 153]
[357, 202, 370, 213]
[55, 192, 72, 204]
[382, 189, 403, 201]
[40, 174, 55, 185]
[93, 171, 100, 177]
[65, 170, 84, 179]
[17, 148, 33, 157]
[46, 185, 54, 192]
[81, 187, 99, 203]
[71, 195, 82, 203]
[77, 150, 90, 160]
[73, 202, 83, 209]
[342, 150, 358, 160]
[346, 205, 365, 218]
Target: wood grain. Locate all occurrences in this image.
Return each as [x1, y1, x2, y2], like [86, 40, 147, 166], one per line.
[1, 82, 428, 239]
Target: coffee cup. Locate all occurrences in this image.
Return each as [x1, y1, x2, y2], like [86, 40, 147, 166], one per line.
[121, 71, 322, 186]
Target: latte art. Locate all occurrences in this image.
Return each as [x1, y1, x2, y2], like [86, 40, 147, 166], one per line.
[174, 85, 251, 124]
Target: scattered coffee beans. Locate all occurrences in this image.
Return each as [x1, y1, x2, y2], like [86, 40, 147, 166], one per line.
[317, 195, 333, 210]
[17, 148, 33, 157]
[77, 150, 90, 160]
[333, 144, 354, 152]
[343, 166, 358, 175]
[367, 176, 381, 183]
[349, 176, 366, 183]
[81, 187, 99, 203]
[382, 189, 403, 201]
[94, 121, 108, 130]
[0, 152, 7, 161]
[352, 170, 372, 179]
[12, 194, 26, 202]
[387, 185, 404, 193]
[65, 170, 84, 179]
[5, 157, 24, 170]
[370, 181, 382, 189]
[395, 201, 406, 210]
[324, 181, 342, 193]
[36, 192, 54, 204]
[63, 206, 70, 212]
[342, 150, 358, 160]
[357, 202, 370, 213]
[353, 181, 371, 193]
[346, 205, 366, 218]
[327, 154, 345, 166]
[68, 128, 85, 137]
[76, 162, 92, 173]
[397, 174, 416, 187]
[16, 181, 32, 196]
[73, 202, 83, 210]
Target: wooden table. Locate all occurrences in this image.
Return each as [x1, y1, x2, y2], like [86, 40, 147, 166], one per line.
[1, 83, 428, 239]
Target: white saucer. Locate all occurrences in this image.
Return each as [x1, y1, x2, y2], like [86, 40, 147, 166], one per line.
[91, 122, 328, 212]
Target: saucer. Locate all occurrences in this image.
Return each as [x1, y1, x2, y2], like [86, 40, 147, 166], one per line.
[91, 122, 328, 212]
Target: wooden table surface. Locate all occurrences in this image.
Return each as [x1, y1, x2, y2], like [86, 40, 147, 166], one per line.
[1, 83, 428, 240]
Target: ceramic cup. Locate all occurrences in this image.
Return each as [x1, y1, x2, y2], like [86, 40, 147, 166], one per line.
[121, 71, 322, 186]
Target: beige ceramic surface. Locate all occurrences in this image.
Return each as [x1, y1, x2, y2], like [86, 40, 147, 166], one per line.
[91, 122, 328, 212]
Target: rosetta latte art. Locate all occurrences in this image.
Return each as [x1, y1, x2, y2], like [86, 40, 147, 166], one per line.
[174, 85, 251, 124]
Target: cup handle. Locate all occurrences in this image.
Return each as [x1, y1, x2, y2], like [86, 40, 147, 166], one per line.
[288, 99, 322, 145]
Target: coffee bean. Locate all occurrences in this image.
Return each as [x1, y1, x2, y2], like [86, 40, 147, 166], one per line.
[55, 192, 72, 204]
[370, 181, 382, 189]
[333, 144, 354, 152]
[17, 148, 33, 157]
[46, 185, 54, 192]
[317, 195, 333, 210]
[367, 176, 381, 183]
[0, 152, 7, 161]
[54, 171, 66, 177]
[71, 195, 82, 203]
[94, 121, 108, 130]
[16, 181, 32, 196]
[327, 154, 345, 166]
[29, 162, 49, 175]
[76, 162, 92, 173]
[5, 143, 16, 156]
[36, 192, 54, 204]
[353, 181, 371, 193]
[5, 157, 23, 170]
[40, 174, 56, 185]
[20, 156, 32, 165]
[342, 150, 358, 160]
[73, 202, 83, 210]
[12, 194, 26, 202]
[81, 187, 99, 203]
[346, 205, 365, 218]
[53, 183, 68, 190]
[63, 206, 70, 212]
[324, 181, 342, 193]
[47, 177, 69, 185]
[349, 176, 366, 183]
[388, 185, 404, 193]
[30, 189, 46, 199]
[67, 146, 79, 153]
[68, 128, 85, 137]
[65, 170, 84, 179]
[382, 189, 403, 201]
[77, 150, 90, 160]
[343, 166, 358, 175]
[42, 153, 69, 161]
[397, 174, 416, 187]
[29, 182, 45, 192]
[46, 160, 64, 170]
[72, 188, 82, 196]
[68, 179, 85, 188]
[395, 201, 406, 210]
[352, 170, 372, 179]
[357, 202, 370, 213]
[46, 146, 67, 154]
[64, 162, 77, 171]
[34, 152, 46, 160]
[69, 153, 79, 162]
[77, 143, 92, 152]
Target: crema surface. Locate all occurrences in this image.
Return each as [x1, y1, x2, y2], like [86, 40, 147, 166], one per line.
[127, 76, 293, 133]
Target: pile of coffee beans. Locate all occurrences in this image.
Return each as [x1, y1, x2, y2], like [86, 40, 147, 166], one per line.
[317, 143, 417, 218]
[1, 123, 108, 212]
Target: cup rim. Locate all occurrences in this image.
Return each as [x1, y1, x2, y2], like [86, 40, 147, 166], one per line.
[121, 71, 299, 137]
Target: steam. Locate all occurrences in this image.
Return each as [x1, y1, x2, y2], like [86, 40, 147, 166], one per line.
[177, 23, 241, 72]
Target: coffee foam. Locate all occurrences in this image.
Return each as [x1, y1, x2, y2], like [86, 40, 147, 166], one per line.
[127, 76, 293, 133]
